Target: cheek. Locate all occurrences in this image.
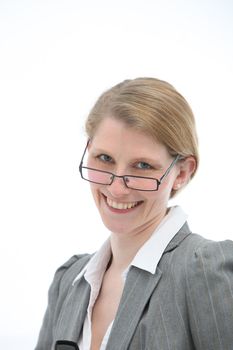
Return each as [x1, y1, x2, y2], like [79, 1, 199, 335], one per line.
[90, 183, 98, 195]
[90, 183, 104, 202]
[143, 192, 160, 209]
[144, 183, 171, 206]
[160, 176, 176, 194]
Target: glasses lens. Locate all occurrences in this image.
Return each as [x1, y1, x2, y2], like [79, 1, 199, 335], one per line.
[80, 167, 159, 191]
[126, 176, 158, 191]
[81, 167, 112, 185]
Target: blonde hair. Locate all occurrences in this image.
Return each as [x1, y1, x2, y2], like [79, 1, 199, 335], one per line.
[85, 77, 199, 197]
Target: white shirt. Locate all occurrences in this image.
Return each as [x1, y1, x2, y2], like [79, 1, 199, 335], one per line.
[74, 205, 188, 350]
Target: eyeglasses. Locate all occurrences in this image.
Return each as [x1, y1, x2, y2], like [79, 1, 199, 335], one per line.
[79, 141, 181, 192]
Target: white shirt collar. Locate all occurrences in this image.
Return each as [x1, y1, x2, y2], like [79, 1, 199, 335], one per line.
[72, 239, 111, 286]
[129, 205, 187, 274]
[73, 205, 187, 285]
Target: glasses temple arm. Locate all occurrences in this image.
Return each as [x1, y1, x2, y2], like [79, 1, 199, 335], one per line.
[159, 155, 181, 183]
[79, 140, 90, 170]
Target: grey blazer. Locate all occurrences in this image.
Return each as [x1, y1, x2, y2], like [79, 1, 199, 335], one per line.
[35, 223, 233, 350]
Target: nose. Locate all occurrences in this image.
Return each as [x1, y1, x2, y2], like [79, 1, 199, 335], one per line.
[108, 175, 131, 197]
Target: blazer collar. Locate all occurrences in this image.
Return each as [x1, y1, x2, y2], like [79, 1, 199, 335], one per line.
[164, 221, 191, 253]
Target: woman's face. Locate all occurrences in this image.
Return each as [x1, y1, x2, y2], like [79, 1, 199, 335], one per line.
[86, 117, 182, 237]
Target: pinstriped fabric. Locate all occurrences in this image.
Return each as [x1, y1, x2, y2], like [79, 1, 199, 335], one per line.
[158, 304, 171, 350]
[169, 250, 191, 343]
[126, 233, 233, 350]
[35, 255, 91, 350]
[144, 247, 195, 350]
[199, 246, 223, 348]
[184, 238, 233, 350]
[106, 267, 162, 350]
[184, 240, 203, 349]
[35, 226, 233, 350]
[218, 242, 233, 299]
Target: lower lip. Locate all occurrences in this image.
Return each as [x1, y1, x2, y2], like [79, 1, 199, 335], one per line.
[103, 195, 143, 214]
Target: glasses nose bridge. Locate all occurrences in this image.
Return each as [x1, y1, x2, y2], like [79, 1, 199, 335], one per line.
[110, 173, 129, 188]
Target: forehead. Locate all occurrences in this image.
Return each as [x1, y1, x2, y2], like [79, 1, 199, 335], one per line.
[90, 117, 170, 161]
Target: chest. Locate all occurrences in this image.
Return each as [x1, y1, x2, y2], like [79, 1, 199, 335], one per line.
[90, 269, 124, 350]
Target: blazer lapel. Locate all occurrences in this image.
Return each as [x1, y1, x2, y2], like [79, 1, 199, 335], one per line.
[106, 223, 191, 350]
[106, 265, 162, 350]
[53, 276, 91, 344]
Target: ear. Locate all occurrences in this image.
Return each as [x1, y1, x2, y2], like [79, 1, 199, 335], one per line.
[172, 156, 196, 190]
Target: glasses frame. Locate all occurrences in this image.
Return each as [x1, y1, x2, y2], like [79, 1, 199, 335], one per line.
[79, 140, 182, 192]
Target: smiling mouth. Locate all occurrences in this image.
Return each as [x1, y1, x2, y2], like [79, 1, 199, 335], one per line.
[103, 195, 143, 210]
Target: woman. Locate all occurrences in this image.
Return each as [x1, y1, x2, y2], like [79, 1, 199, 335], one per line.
[35, 78, 233, 350]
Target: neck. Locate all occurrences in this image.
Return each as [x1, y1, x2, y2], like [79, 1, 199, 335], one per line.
[109, 208, 167, 272]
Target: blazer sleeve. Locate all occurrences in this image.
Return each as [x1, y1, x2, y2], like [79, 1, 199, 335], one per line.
[186, 239, 233, 350]
[34, 254, 89, 350]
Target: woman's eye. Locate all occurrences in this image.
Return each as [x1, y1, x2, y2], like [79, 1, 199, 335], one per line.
[136, 162, 153, 169]
[98, 154, 113, 163]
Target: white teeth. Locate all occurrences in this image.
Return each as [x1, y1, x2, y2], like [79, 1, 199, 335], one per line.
[106, 198, 139, 210]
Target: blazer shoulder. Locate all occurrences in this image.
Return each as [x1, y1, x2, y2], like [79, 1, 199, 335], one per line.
[181, 233, 233, 278]
[54, 253, 92, 292]
[169, 232, 233, 279]
[35, 253, 92, 349]
[55, 253, 91, 275]
[183, 232, 233, 256]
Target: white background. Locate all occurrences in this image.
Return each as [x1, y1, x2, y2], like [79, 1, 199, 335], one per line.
[0, 0, 233, 349]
